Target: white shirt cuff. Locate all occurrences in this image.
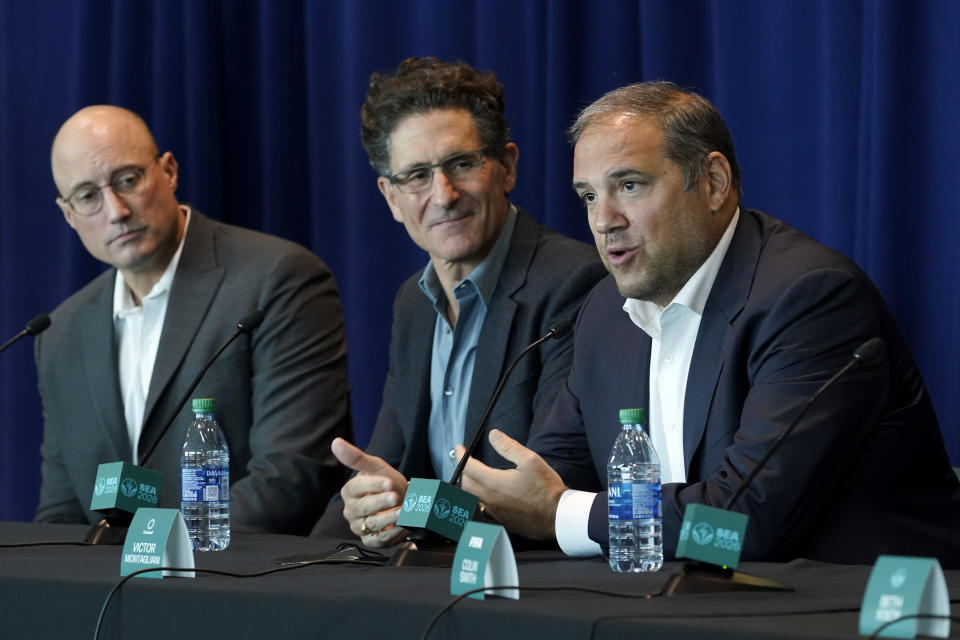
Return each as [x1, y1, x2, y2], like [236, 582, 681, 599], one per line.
[555, 489, 603, 557]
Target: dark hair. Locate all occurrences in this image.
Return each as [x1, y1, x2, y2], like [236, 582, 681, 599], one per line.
[567, 81, 742, 196]
[360, 57, 510, 175]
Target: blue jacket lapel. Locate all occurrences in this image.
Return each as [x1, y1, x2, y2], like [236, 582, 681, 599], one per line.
[682, 211, 762, 473]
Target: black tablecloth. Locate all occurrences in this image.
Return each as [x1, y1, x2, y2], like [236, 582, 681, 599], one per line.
[1, 521, 957, 639]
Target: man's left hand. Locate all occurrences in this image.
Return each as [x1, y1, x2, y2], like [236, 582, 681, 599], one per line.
[458, 429, 568, 540]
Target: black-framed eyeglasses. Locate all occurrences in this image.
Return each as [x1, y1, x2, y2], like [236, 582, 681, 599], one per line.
[386, 146, 500, 194]
[60, 157, 159, 216]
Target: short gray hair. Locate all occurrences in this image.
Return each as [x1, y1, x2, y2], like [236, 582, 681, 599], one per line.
[568, 81, 742, 196]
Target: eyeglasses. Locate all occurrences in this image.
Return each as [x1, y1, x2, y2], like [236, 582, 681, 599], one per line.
[386, 146, 499, 194]
[61, 157, 158, 216]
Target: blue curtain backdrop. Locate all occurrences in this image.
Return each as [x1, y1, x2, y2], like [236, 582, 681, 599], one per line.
[1, 0, 958, 521]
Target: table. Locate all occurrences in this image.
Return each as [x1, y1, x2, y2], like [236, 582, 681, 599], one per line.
[1, 521, 957, 639]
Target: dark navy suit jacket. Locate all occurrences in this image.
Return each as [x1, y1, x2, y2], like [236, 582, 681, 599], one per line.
[532, 209, 960, 567]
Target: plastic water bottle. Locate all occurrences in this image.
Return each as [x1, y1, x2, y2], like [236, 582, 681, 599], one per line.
[180, 398, 230, 551]
[608, 408, 662, 572]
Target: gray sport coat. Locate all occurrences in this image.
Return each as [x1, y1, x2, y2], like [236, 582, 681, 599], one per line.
[35, 209, 352, 534]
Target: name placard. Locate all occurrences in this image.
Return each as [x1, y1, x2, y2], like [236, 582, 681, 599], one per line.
[675, 503, 748, 569]
[396, 478, 478, 542]
[451, 522, 518, 600]
[859, 555, 949, 638]
[120, 508, 195, 579]
[90, 462, 162, 513]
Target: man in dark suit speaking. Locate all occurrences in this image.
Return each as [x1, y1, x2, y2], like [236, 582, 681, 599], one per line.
[314, 58, 605, 547]
[36, 105, 352, 534]
[459, 81, 960, 567]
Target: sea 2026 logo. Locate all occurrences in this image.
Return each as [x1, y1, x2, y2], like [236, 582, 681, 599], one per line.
[403, 492, 418, 512]
[692, 522, 715, 545]
[433, 498, 451, 519]
[120, 478, 139, 498]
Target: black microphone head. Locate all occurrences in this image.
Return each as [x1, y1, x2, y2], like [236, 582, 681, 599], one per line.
[853, 337, 886, 367]
[25, 313, 51, 336]
[237, 309, 264, 333]
[549, 319, 573, 339]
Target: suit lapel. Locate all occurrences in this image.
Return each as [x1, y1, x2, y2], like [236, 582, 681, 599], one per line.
[466, 296, 518, 434]
[81, 273, 129, 461]
[682, 210, 763, 473]
[465, 210, 536, 434]
[138, 211, 224, 460]
[404, 293, 438, 473]
[682, 310, 727, 471]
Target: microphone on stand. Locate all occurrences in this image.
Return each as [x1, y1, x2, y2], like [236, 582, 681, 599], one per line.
[391, 319, 573, 566]
[83, 309, 264, 545]
[449, 319, 572, 487]
[662, 338, 887, 595]
[720, 338, 885, 511]
[0, 313, 51, 355]
[137, 309, 264, 465]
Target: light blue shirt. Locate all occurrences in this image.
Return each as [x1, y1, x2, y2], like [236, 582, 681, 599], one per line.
[419, 206, 518, 480]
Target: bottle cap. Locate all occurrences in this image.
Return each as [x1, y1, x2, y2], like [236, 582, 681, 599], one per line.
[618, 408, 645, 424]
[192, 398, 216, 413]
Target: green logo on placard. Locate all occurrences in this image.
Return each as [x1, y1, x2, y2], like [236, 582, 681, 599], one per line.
[692, 522, 714, 545]
[396, 478, 478, 541]
[121, 478, 138, 498]
[90, 462, 162, 513]
[676, 504, 748, 569]
[434, 498, 451, 519]
[403, 492, 418, 511]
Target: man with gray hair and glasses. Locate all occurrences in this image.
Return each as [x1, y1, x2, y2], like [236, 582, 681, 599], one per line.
[313, 57, 605, 547]
[36, 105, 352, 535]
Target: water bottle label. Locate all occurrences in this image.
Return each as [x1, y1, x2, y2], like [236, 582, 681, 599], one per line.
[180, 468, 229, 502]
[609, 482, 660, 520]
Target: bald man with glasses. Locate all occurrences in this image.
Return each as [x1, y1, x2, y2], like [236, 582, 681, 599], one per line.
[36, 105, 352, 535]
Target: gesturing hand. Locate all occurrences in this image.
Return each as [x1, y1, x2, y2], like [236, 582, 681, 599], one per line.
[458, 429, 567, 540]
[332, 437, 409, 548]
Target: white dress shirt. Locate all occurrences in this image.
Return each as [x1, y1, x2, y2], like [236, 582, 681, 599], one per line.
[113, 207, 190, 460]
[555, 209, 740, 557]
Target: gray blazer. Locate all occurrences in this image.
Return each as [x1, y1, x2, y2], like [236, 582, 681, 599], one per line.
[312, 208, 605, 536]
[35, 209, 352, 534]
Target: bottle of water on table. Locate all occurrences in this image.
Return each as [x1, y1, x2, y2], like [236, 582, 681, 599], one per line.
[608, 407, 662, 572]
[180, 397, 230, 551]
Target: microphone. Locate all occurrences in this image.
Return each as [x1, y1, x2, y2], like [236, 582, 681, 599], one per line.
[137, 309, 264, 465]
[449, 319, 572, 486]
[0, 313, 51, 354]
[664, 338, 887, 595]
[852, 337, 885, 367]
[393, 319, 573, 559]
[83, 310, 264, 545]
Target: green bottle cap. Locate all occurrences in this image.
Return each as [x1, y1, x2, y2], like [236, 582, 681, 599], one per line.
[618, 408, 645, 424]
[192, 398, 216, 413]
